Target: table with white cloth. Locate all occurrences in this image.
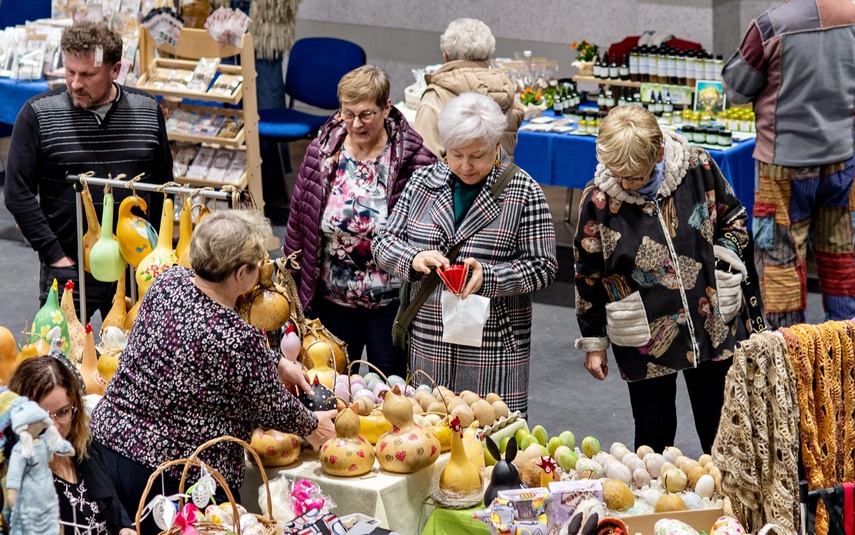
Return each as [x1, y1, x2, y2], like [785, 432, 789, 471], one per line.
[241, 449, 444, 535]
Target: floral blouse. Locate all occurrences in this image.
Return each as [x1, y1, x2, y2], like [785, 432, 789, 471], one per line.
[90, 267, 318, 488]
[319, 143, 398, 308]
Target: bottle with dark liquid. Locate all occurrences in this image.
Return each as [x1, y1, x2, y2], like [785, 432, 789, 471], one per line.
[609, 57, 619, 80]
[619, 56, 630, 81]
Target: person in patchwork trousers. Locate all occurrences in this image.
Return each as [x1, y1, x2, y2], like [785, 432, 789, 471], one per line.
[723, 0, 855, 328]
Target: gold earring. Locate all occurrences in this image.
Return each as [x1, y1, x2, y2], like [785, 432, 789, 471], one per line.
[495, 157, 501, 169]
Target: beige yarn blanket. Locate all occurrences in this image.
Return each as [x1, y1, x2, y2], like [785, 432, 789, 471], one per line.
[712, 330, 800, 534]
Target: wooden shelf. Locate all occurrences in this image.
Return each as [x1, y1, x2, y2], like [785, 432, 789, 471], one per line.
[177, 170, 248, 190]
[167, 129, 245, 149]
[573, 75, 696, 93]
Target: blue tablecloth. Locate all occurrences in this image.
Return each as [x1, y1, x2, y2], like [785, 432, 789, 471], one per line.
[514, 112, 757, 219]
[0, 77, 49, 132]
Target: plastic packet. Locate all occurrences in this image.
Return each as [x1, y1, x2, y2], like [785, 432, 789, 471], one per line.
[187, 56, 220, 92]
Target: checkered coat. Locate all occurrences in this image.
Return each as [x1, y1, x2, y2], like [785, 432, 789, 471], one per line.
[373, 161, 557, 415]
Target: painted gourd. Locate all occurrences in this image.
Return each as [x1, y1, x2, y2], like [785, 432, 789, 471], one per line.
[90, 192, 126, 282]
[175, 197, 193, 263]
[301, 319, 347, 373]
[47, 330, 86, 394]
[59, 281, 85, 363]
[250, 427, 301, 467]
[297, 376, 337, 411]
[96, 348, 120, 384]
[374, 385, 440, 473]
[462, 422, 486, 477]
[123, 299, 140, 332]
[18, 337, 50, 362]
[320, 405, 376, 476]
[135, 197, 177, 296]
[100, 270, 127, 335]
[30, 279, 69, 353]
[81, 187, 100, 273]
[0, 326, 19, 384]
[358, 408, 392, 444]
[178, 203, 210, 269]
[239, 260, 291, 332]
[79, 323, 106, 396]
[428, 420, 452, 452]
[439, 416, 483, 496]
[304, 340, 336, 390]
[117, 195, 157, 268]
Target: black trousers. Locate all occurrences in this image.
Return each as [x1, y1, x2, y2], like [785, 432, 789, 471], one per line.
[311, 298, 407, 378]
[626, 357, 732, 454]
[95, 442, 234, 535]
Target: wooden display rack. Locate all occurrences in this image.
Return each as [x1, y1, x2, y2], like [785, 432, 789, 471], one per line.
[137, 27, 263, 211]
[572, 74, 696, 93]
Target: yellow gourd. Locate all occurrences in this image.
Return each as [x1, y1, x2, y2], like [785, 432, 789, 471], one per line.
[178, 203, 210, 269]
[321, 405, 376, 476]
[123, 300, 141, 332]
[81, 187, 100, 273]
[0, 326, 19, 384]
[304, 340, 336, 390]
[18, 337, 50, 362]
[301, 319, 347, 373]
[462, 422, 486, 477]
[117, 195, 156, 268]
[175, 197, 193, 262]
[238, 260, 291, 332]
[358, 408, 393, 444]
[90, 191, 126, 282]
[100, 271, 127, 335]
[439, 416, 483, 496]
[79, 323, 106, 396]
[59, 281, 85, 363]
[374, 385, 440, 473]
[250, 427, 301, 467]
[96, 347, 120, 384]
[135, 198, 177, 296]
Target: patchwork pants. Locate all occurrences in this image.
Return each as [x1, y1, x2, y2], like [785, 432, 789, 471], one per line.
[752, 157, 855, 328]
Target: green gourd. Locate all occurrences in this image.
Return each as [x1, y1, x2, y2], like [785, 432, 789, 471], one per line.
[30, 279, 70, 353]
[89, 191, 126, 282]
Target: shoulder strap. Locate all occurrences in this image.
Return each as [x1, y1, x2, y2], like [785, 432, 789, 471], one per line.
[396, 163, 519, 330]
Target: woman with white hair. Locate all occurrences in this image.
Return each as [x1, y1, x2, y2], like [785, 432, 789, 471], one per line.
[374, 93, 557, 416]
[414, 18, 524, 160]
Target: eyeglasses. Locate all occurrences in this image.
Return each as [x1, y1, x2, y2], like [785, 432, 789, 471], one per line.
[604, 163, 654, 183]
[339, 108, 381, 123]
[50, 405, 76, 424]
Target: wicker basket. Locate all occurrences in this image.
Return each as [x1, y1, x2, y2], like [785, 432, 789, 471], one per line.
[135, 436, 276, 535]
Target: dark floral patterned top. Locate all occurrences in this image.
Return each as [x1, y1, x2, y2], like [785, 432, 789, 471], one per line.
[90, 267, 318, 488]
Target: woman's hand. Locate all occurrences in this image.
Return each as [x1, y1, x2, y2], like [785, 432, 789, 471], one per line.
[412, 250, 450, 275]
[305, 410, 337, 449]
[460, 258, 483, 299]
[119, 528, 137, 535]
[277, 357, 314, 397]
[585, 350, 609, 380]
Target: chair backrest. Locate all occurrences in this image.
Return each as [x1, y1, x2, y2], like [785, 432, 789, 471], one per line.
[285, 37, 367, 111]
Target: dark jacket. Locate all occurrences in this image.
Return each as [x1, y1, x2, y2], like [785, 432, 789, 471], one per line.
[63, 444, 134, 534]
[283, 107, 436, 310]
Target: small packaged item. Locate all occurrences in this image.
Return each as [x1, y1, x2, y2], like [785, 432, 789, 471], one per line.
[172, 144, 199, 176]
[205, 7, 251, 47]
[187, 57, 220, 92]
[191, 114, 226, 137]
[223, 151, 246, 184]
[216, 118, 244, 139]
[186, 147, 216, 179]
[165, 109, 203, 134]
[208, 74, 243, 96]
[206, 149, 234, 182]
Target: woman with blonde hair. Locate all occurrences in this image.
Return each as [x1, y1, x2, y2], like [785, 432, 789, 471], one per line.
[9, 357, 135, 534]
[414, 18, 524, 159]
[285, 65, 435, 377]
[574, 105, 764, 453]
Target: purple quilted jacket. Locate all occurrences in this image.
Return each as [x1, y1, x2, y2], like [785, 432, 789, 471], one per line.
[283, 107, 437, 311]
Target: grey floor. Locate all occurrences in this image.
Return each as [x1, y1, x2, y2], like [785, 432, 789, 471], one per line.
[0, 141, 826, 463]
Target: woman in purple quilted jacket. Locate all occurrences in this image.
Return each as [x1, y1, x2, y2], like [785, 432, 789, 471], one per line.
[284, 65, 436, 378]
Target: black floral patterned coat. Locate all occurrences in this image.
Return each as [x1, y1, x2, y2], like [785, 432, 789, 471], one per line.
[574, 130, 751, 382]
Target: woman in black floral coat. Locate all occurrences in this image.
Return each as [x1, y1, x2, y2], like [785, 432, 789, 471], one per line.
[574, 106, 762, 454]
[90, 210, 336, 534]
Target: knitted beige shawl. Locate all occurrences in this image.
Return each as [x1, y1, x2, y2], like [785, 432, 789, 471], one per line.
[712, 330, 800, 534]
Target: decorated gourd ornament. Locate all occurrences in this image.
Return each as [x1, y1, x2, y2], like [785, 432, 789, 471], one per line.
[250, 427, 301, 467]
[374, 385, 440, 473]
[47, 327, 86, 393]
[320, 404, 376, 476]
[178, 203, 210, 269]
[18, 335, 50, 362]
[462, 422, 486, 476]
[428, 419, 452, 452]
[304, 341, 336, 390]
[123, 299, 140, 332]
[90, 191, 126, 282]
[439, 416, 482, 496]
[100, 271, 127, 335]
[117, 195, 157, 268]
[0, 326, 19, 383]
[175, 197, 193, 263]
[297, 376, 337, 411]
[30, 279, 69, 353]
[237, 259, 291, 332]
[358, 408, 392, 444]
[301, 319, 347, 373]
[59, 281, 85, 362]
[135, 196, 177, 296]
[81, 185, 100, 273]
[79, 323, 106, 396]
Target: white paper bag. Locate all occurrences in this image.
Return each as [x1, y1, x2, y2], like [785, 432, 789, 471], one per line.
[440, 290, 490, 347]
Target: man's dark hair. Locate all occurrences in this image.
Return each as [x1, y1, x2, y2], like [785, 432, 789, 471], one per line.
[60, 21, 123, 67]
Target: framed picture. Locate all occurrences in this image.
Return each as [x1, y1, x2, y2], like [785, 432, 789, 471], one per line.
[694, 80, 726, 115]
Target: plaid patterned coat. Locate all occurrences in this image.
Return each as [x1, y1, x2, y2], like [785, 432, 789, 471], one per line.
[373, 161, 557, 415]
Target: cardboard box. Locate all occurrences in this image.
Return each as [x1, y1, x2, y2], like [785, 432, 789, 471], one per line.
[622, 507, 724, 535]
[547, 480, 604, 527]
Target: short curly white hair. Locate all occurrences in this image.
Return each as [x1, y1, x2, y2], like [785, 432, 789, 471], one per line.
[438, 92, 506, 151]
[440, 18, 496, 61]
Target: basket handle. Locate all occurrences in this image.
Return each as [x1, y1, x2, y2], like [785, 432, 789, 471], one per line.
[135, 458, 241, 534]
[181, 435, 274, 523]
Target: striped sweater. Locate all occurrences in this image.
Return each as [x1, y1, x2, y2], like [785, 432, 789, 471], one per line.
[4, 84, 173, 265]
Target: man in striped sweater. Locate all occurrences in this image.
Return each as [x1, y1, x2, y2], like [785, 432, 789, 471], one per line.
[4, 21, 173, 319]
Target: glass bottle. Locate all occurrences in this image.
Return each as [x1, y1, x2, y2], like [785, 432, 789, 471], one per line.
[619, 56, 630, 81]
[663, 90, 674, 113]
[609, 57, 619, 79]
[617, 87, 627, 107]
[629, 47, 640, 82]
[594, 55, 603, 79]
[639, 46, 650, 83]
[597, 88, 606, 111]
[605, 88, 615, 109]
[676, 51, 686, 86]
